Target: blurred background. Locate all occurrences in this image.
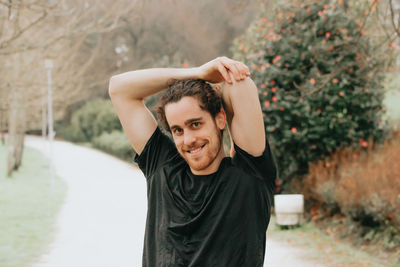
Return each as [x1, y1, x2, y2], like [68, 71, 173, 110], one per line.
[1, 0, 399, 266]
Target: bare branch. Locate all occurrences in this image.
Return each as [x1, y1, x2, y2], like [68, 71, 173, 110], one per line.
[389, 0, 400, 38]
[0, 10, 48, 49]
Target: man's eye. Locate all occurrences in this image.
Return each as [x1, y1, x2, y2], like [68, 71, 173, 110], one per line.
[173, 128, 183, 135]
[192, 122, 200, 128]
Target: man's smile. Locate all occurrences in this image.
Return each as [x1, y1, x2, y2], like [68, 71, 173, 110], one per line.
[186, 144, 206, 156]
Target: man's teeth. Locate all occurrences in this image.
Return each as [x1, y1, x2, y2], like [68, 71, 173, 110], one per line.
[189, 147, 202, 153]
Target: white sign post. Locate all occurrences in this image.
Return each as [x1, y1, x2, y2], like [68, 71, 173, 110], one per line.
[42, 80, 47, 140]
[45, 59, 55, 188]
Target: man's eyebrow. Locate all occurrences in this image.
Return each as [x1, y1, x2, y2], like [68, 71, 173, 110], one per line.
[170, 117, 203, 130]
[170, 125, 180, 131]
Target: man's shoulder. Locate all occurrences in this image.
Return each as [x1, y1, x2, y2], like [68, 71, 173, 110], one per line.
[218, 157, 254, 180]
[229, 141, 277, 185]
[149, 151, 186, 177]
[134, 127, 182, 178]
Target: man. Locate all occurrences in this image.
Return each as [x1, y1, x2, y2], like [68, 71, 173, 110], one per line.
[108, 56, 276, 266]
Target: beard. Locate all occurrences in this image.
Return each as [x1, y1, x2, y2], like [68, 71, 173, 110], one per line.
[179, 128, 223, 173]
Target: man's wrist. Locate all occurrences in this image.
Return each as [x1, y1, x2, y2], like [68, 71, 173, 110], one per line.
[186, 67, 201, 80]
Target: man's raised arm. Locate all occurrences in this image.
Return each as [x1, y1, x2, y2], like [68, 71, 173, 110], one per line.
[220, 68, 265, 157]
[108, 57, 250, 155]
[108, 68, 200, 155]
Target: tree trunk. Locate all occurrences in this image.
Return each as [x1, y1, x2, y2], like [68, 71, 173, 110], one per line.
[0, 84, 5, 145]
[0, 109, 5, 145]
[7, 103, 17, 176]
[14, 132, 25, 168]
[7, 53, 26, 177]
[7, 90, 26, 177]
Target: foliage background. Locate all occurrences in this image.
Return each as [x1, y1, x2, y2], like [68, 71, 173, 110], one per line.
[232, 0, 394, 183]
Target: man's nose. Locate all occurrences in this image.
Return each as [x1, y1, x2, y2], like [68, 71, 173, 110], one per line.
[183, 131, 196, 146]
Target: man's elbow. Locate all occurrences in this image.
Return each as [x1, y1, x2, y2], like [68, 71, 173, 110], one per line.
[244, 77, 258, 94]
[108, 75, 119, 97]
[232, 77, 258, 95]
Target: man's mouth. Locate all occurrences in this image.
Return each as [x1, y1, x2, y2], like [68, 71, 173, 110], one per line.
[187, 144, 206, 154]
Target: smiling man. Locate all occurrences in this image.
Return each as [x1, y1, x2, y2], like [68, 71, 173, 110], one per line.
[108, 57, 277, 266]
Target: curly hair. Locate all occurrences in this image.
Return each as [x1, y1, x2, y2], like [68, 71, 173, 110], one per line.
[155, 79, 223, 132]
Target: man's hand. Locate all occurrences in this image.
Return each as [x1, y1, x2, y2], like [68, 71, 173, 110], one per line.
[197, 57, 250, 84]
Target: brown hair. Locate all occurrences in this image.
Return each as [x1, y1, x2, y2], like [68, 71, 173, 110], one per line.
[156, 79, 223, 132]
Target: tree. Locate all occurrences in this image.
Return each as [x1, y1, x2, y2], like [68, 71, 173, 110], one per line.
[0, 0, 139, 176]
[232, 0, 394, 186]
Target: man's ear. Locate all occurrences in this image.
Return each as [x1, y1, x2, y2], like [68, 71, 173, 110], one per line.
[215, 108, 226, 130]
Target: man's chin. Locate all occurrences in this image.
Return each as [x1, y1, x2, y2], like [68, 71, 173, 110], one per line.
[184, 157, 209, 173]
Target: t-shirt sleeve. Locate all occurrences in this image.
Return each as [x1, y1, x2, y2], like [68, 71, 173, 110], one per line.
[232, 137, 277, 189]
[134, 127, 178, 178]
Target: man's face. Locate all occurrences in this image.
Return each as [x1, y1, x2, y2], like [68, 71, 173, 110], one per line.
[165, 96, 226, 175]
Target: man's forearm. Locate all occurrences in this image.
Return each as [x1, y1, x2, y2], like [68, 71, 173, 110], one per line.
[108, 68, 200, 100]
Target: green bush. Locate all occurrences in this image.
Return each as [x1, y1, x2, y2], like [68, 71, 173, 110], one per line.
[58, 119, 87, 143]
[62, 99, 122, 142]
[92, 130, 135, 161]
[232, 0, 393, 183]
[92, 104, 123, 137]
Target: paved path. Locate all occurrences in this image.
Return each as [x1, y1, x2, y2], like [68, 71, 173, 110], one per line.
[26, 136, 322, 267]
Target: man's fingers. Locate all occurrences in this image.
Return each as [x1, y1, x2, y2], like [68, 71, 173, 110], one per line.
[217, 63, 231, 83]
[232, 63, 243, 80]
[225, 58, 250, 80]
[236, 62, 250, 77]
[221, 60, 241, 81]
[214, 57, 250, 83]
[240, 62, 251, 76]
[227, 71, 235, 84]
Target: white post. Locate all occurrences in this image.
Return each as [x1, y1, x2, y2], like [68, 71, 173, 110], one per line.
[45, 59, 55, 188]
[42, 84, 47, 140]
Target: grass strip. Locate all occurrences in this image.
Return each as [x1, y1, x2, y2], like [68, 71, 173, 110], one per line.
[0, 143, 67, 267]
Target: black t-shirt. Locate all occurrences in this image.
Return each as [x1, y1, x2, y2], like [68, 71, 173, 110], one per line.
[134, 127, 277, 267]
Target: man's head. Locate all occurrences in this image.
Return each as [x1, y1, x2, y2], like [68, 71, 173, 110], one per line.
[156, 79, 223, 132]
[156, 79, 226, 174]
